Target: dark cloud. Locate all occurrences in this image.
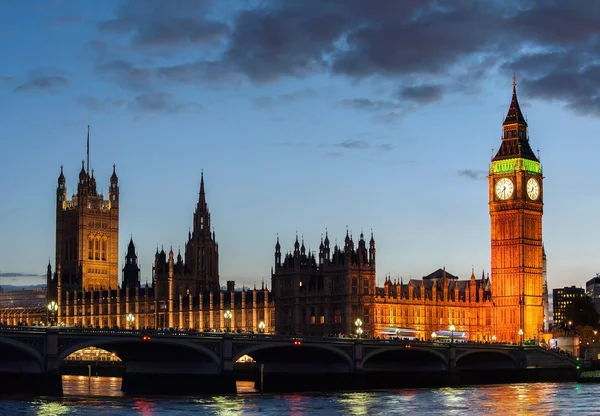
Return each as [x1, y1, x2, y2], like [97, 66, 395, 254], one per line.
[14, 74, 68, 93]
[458, 169, 487, 181]
[95, 59, 153, 90]
[99, 0, 228, 49]
[130, 92, 202, 113]
[399, 85, 444, 104]
[88, 0, 600, 116]
[335, 140, 368, 150]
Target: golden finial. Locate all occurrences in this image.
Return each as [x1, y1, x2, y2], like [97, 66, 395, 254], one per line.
[512, 72, 517, 87]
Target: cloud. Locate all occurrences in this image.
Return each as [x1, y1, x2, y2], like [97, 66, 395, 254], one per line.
[99, 0, 228, 49]
[78, 96, 126, 111]
[14, 73, 68, 93]
[0, 272, 43, 278]
[130, 92, 202, 113]
[85, 0, 600, 117]
[340, 98, 400, 111]
[458, 169, 487, 180]
[0, 76, 16, 83]
[334, 140, 369, 150]
[399, 84, 444, 104]
[252, 88, 316, 107]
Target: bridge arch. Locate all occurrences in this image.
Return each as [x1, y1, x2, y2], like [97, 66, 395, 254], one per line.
[363, 346, 449, 368]
[455, 349, 518, 368]
[0, 337, 44, 372]
[234, 342, 354, 368]
[57, 337, 221, 368]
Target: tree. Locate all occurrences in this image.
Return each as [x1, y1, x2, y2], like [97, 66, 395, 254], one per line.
[564, 295, 600, 329]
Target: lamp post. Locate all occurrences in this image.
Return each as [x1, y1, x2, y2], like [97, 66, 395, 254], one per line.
[518, 328, 524, 345]
[258, 321, 265, 334]
[47, 301, 58, 326]
[355, 318, 363, 339]
[224, 310, 232, 332]
[450, 324, 456, 343]
[126, 313, 135, 330]
[492, 335, 497, 343]
[594, 330, 598, 343]
[431, 332, 437, 342]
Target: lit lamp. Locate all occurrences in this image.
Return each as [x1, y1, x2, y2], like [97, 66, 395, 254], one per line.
[258, 321, 266, 334]
[355, 318, 363, 339]
[126, 313, 135, 330]
[431, 332, 437, 342]
[224, 310, 232, 332]
[492, 335, 497, 343]
[47, 301, 58, 326]
[450, 324, 456, 343]
[518, 328, 524, 345]
[594, 330, 598, 343]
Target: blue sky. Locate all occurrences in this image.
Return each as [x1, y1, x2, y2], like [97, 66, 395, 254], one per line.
[1, 0, 599, 290]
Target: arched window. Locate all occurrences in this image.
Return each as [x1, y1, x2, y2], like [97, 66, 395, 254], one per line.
[88, 237, 93, 259]
[95, 238, 100, 260]
[101, 239, 107, 261]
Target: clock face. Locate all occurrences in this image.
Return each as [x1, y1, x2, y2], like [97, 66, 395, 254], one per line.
[495, 178, 514, 200]
[527, 178, 540, 200]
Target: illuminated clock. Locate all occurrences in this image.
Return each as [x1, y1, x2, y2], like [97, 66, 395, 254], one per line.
[526, 177, 540, 200]
[495, 178, 514, 200]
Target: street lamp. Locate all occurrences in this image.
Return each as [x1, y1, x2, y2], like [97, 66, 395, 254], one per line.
[258, 321, 265, 334]
[47, 301, 58, 326]
[450, 324, 456, 343]
[431, 332, 437, 342]
[492, 335, 497, 343]
[518, 328, 524, 345]
[355, 318, 363, 338]
[126, 313, 135, 330]
[224, 310, 232, 332]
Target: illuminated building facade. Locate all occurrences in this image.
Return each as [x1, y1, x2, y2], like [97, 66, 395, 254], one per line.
[488, 80, 544, 342]
[54, 159, 120, 293]
[552, 286, 585, 327]
[272, 233, 494, 340]
[272, 231, 377, 336]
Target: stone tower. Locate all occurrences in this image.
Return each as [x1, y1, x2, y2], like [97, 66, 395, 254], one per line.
[489, 79, 544, 343]
[55, 129, 119, 291]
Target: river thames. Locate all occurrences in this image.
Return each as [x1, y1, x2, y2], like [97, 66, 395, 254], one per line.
[0, 376, 598, 415]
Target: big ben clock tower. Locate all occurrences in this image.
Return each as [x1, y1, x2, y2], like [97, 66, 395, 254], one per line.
[489, 78, 544, 343]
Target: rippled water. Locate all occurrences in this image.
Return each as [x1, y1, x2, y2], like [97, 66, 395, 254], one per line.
[1, 376, 599, 415]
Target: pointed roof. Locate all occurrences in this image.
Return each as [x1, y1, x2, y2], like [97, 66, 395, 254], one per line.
[422, 268, 458, 280]
[493, 79, 538, 162]
[503, 79, 527, 126]
[199, 170, 205, 204]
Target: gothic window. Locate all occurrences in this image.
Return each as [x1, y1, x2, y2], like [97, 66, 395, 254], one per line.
[101, 239, 107, 261]
[352, 277, 357, 295]
[95, 238, 100, 260]
[363, 278, 369, 295]
[200, 217, 204, 230]
[88, 237, 93, 259]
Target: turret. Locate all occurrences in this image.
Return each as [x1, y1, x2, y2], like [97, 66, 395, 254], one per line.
[57, 165, 66, 206]
[275, 235, 281, 266]
[369, 231, 376, 265]
[122, 237, 140, 290]
[109, 164, 119, 208]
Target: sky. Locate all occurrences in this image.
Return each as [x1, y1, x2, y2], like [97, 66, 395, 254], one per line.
[1, 0, 600, 290]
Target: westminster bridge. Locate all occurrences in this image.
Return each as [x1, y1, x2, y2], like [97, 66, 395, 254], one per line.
[0, 326, 577, 395]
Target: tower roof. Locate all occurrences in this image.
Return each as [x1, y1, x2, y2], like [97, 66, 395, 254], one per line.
[493, 80, 538, 162]
[503, 80, 527, 126]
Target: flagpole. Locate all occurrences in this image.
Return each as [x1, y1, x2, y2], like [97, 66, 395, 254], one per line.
[87, 125, 90, 174]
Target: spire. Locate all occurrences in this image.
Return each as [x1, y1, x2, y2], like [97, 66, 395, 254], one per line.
[199, 169, 205, 204]
[110, 164, 118, 184]
[503, 74, 527, 127]
[58, 165, 65, 185]
[493, 77, 538, 162]
[86, 125, 90, 174]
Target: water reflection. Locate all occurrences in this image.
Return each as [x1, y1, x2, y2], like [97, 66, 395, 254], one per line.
[62, 375, 123, 397]
[0, 380, 596, 416]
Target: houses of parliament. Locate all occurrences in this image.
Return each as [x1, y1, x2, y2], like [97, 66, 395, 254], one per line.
[0, 84, 547, 343]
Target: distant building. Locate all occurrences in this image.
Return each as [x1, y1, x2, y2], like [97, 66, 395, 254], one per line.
[586, 275, 600, 315]
[552, 286, 585, 327]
